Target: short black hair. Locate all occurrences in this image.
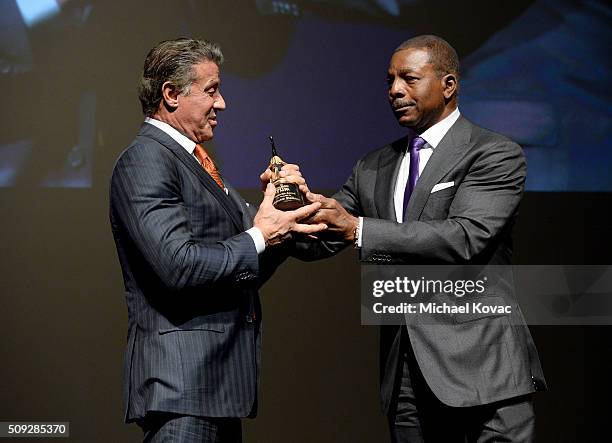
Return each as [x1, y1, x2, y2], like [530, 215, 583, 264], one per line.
[395, 35, 459, 79]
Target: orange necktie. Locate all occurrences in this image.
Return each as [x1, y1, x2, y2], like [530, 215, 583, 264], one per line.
[194, 144, 224, 189]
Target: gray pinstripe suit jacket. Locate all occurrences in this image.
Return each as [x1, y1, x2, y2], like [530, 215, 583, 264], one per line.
[110, 123, 283, 422]
[321, 116, 547, 412]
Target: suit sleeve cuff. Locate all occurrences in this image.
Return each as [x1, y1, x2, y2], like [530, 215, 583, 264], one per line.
[246, 227, 266, 254]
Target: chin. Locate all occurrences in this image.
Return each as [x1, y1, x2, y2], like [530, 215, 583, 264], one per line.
[200, 131, 214, 142]
[398, 116, 417, 128]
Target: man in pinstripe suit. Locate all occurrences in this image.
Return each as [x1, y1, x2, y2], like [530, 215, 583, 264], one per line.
[109, 38, 325, 442]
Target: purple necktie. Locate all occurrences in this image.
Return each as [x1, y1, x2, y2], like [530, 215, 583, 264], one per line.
[402, 136, 426, 219]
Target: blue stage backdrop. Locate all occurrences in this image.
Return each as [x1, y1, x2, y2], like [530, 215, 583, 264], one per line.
[1, 0, 610, 191]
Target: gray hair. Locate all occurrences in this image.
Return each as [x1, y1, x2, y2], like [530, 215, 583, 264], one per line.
[138, 38, 224, 116]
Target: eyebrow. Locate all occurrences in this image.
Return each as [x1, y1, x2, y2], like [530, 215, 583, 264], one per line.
[395, 68, 419, 76]
[202, 79, 220, 88]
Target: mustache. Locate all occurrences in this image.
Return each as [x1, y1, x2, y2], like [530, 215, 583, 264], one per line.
[391, 100, 415, 110]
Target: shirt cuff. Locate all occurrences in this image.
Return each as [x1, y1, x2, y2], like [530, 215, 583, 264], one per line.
[246, 227, 266, 254]
[357, 217, 363, 248]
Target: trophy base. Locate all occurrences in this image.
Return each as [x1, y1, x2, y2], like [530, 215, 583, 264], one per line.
[272, 181, 305, 211]
[274, 199, 304, 211]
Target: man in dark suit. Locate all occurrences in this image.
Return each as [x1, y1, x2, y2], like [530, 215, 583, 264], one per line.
[109, 38, 325, 442]
[305, 35, 546, 442]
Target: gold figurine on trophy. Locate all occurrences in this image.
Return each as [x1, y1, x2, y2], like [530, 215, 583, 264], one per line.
[268, 135, 306, 210]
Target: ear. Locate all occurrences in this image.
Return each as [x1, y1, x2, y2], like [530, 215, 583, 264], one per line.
[161, 81, 180, 109]
[441, 74, 457, 100]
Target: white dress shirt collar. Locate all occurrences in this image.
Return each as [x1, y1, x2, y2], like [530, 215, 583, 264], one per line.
[418, 107, 461, 149]
[144, 117, 197, 155]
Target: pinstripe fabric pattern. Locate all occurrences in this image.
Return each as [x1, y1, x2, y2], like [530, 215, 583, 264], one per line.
[141, 414, 242, 442]
[110, 123, 276, 423]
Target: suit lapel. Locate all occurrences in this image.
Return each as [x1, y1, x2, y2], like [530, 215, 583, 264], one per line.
[138, 124, 245, 232]
[225, 182, 253, 229]
[404, 116, 472, 221]
[374, 137, 407, 220]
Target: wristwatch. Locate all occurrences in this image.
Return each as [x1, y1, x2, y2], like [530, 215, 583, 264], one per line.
[353, 217, 361, 249]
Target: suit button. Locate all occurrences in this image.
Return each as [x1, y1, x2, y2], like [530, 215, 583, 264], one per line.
[531, 375, 544, 391]
[245, 315, 254, 323]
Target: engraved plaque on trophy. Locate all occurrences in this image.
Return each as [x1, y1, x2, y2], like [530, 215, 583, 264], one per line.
[268, 135, 305, 211]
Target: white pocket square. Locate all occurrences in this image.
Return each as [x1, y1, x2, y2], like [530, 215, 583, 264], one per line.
[431, 181, 454, 193]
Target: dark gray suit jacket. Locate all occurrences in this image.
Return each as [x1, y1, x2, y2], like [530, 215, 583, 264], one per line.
[330, 116, 547, 411]
[110, 124, 283, 422]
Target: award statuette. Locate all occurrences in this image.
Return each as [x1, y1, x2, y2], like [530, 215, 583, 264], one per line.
[268, 135, 305, 211]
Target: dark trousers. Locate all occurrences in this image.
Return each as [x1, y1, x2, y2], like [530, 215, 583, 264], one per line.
[137, 413, 242, 443]
[389, 338, 535, 443]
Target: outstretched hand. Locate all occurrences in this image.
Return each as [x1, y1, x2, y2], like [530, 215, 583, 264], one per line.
[254, 183, 327, 246]
[304, 192, 358, 242]
[259, 163, 310, 195]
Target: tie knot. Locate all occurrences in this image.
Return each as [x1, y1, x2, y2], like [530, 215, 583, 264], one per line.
[194, 143, 209, 161]
[409, 136, 426, 152]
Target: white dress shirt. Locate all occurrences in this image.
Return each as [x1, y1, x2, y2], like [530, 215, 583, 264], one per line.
[393, 107, 461, 222]
[357, 108, 461, 245]
[144, 117, 266, 253]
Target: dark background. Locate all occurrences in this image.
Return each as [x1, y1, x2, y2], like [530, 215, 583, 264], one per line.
[1, 0, 611, 441]
[2, 192, 611, 442]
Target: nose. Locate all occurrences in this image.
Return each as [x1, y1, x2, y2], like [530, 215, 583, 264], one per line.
[388, 77, 404, 99]
[214, 92, 226, 111]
